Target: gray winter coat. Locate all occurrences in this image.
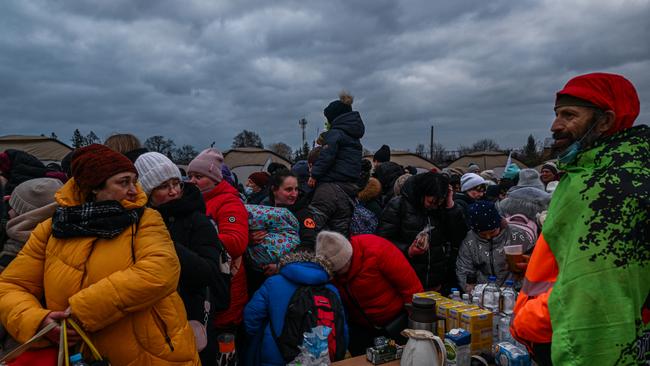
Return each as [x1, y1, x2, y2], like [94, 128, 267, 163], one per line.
[456, 224, 535, 290]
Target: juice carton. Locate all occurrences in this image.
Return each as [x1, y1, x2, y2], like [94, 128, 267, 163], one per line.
[460, 309, 494, 347]
[435, 299, 453, 338]
[443, 303, 472, 332]
[448, 305, 479, 332]
[413, 291, 442, 301]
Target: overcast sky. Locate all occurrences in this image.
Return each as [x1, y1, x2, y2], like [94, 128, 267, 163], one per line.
[1, 0, 648, 153]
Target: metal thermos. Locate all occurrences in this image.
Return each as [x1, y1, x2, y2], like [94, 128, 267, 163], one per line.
[406, 297, 437, 332]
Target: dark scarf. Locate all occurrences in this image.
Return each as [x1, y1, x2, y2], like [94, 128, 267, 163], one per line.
[52, 200, 144, 239]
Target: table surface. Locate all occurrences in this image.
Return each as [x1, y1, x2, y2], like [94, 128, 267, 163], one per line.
[332, 355, 400, 365]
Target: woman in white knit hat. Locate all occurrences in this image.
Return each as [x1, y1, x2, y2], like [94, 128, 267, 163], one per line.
[135, 152, 230, 366]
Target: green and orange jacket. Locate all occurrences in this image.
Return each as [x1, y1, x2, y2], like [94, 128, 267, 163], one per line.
[511, 125, 649, 365]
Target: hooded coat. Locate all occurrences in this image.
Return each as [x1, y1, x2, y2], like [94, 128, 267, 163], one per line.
[0, 203, 58, 272]
[0, 179, 199, 365]
[1, 150, 47, 194]
[153, 183, 230, 366]
[456, 225, 535, 290]
[378, 176, 467, 290]
[310, 111, 365, 183]
[243, 253, 349, 366]
[203, 179, 250, 327]
[373, 162, 404, 208]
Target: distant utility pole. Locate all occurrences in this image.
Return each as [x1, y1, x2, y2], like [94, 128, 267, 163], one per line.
[430, 125, 434, 161]
[299, 118, 308, 147]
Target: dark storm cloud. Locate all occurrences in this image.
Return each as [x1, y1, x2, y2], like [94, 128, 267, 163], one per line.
[0, 0, 648, 153]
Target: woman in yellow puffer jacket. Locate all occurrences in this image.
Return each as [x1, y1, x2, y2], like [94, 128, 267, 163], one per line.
[0, 144, 200, 366]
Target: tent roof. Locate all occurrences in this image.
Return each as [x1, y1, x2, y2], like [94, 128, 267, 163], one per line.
[0, 135, 73, 161]
[223, 147, 291, 169]
[364, 150, 439, 171]
[448, 151, 527, 172]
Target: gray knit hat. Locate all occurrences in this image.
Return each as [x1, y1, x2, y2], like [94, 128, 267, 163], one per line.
[134, 152, 182, 194]
[517, 169, 545, 191]
[9, 178, 63, 215]
[315, 231, 353, 273]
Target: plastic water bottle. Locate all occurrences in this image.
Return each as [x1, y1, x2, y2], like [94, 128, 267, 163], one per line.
[450, 288, 462, 301]
[472, 295, 481, 307]
[501, 279, 517, 315]
[462, 293, 471, 304]
[482, 276, 501, 341]
[482, 276, 500, 313]
[499, 314, 515, 343]
[69, 353, 89, 366]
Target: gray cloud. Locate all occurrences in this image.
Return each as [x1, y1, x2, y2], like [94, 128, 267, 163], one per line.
[0, 0, 648, 154]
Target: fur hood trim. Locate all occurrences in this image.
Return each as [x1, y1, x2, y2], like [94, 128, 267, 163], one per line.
[279, 251, 334, 278]
[358, 177, 382, 202]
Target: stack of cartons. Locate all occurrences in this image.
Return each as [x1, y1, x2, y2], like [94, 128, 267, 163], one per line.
[460, 309, 494, 354]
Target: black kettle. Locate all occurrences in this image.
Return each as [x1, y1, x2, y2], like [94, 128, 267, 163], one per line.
[405, 297, 437, 332]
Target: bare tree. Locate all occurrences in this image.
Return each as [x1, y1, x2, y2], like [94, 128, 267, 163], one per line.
[415, 143, 426, 157]
[232, 130, 263, 148]
[173, 145, 198, 165]
[459, 138, 501, 155]
[268, 142, 293, 161]
[145, 135, 176, 157]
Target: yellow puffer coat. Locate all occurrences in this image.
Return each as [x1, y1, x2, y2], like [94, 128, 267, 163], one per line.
[0, 179, 200, 365]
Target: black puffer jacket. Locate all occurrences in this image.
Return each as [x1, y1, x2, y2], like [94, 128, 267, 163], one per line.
[2, 150, 47, 194]
[154, 184, 230, 315]
[311, 111, 365, 183]
[154, 183, 230, 366]
[378, 176, 467, 290]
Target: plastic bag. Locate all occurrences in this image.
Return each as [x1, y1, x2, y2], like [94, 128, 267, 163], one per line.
[288, 326, 331, 366]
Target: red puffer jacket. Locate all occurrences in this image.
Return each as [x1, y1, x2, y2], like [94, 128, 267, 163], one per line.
[334, 234, 423, 327]
[203, 180, 249, 327]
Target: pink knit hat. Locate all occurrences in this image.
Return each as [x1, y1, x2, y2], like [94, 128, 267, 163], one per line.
[188, 148, 224, 182]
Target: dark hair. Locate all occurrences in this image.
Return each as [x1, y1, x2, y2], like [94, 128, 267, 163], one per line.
[267, 162, 287, 175]
[412, 172, 449, 209]
[268, 169, 295, 205]
[307, 147, 322, 165]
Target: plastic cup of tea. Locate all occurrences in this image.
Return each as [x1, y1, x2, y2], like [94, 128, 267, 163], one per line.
[504, 245, 524, 273]
[218, 333, 235, 354]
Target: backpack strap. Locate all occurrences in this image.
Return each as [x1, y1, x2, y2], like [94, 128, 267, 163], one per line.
[343, 285, 381, 330]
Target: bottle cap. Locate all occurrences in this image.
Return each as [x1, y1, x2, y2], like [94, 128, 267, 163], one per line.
[70, 353, 83, 363]
[505, 279, 514, 286]
[488, 275, 497, 282]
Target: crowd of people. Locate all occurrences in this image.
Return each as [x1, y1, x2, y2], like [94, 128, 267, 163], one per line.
[0, 72, 647, 366]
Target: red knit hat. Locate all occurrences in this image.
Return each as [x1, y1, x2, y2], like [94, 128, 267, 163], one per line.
[0, 152, 10, 175]
[71, 144, 138, 190]
[556, 73, 640, 135]
[248, 171, 270, 188]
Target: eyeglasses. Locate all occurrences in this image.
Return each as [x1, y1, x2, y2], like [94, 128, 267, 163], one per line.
[156, 180, 183, 193]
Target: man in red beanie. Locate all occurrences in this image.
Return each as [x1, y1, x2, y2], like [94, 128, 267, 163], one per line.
[511, 73, 649, 365]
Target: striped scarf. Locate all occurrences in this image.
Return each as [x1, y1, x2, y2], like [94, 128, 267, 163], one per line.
[52, 200, 143, 239]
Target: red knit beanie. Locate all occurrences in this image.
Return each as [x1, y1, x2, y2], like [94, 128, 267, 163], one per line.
[556, 73, 640, 135]
[248, 172, 270, 188]
[71, 144, 138, 190]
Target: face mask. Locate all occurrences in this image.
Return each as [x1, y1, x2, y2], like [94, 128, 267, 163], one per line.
[244, 186, 253, 196]
[557, 117, 601, 165]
